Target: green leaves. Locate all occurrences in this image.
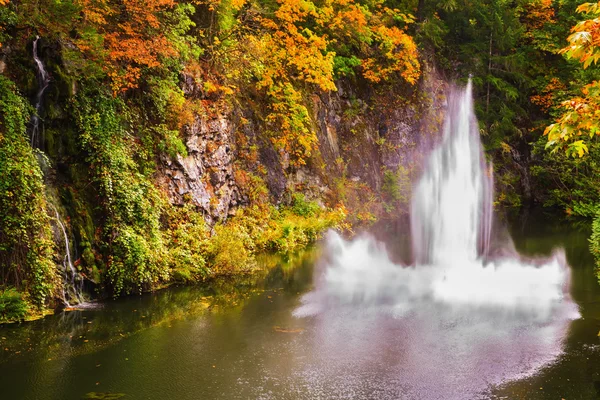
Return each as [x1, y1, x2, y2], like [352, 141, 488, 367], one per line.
[72, 87, 168, 296]
[568, 140, 589, 158]
[0, 76, 58, 307]
[0, 288, 29, 323]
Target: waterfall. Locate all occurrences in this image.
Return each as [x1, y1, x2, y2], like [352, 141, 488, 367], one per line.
[30, 36, 86, 306]
[31, 36, 49, 148]
[51, 206, 85, 306]
[411, 80, 493, 264]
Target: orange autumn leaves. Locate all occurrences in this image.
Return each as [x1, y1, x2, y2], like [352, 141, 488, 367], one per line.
[561, 1, 600, 68]
[248, 0, 420, 165]
[257, 0, 335, 92]
[362, 24, 420, 84]
[76, 0, 179, 93]
[256, 0, 420, 89]
[69, 0, 421, 165]
[545, 2, 600, 157]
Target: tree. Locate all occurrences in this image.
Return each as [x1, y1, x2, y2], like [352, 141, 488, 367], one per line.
[545, 1, 600, 158]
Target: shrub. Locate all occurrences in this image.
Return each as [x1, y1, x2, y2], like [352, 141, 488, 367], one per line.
[291, 193, 320, 217]
[165, 204, 210, 282]
[206, 223, 255, 274]
[0, 288, 29, 323]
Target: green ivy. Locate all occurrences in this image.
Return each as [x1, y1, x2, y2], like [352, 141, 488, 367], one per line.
[0, 76, 58, 307]
[71, 86, 169, 295]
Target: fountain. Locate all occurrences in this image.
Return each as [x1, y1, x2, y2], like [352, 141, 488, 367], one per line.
[411, 79, 493, 264]
[294, 80, 579, 399]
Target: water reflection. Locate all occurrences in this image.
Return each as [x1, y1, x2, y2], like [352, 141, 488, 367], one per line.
[0, 248, 319, 367]
[0, 218, 598, 400]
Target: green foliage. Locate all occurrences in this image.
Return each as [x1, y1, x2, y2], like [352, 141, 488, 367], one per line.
[71, 86, 169, 295]
[531, 137, 600, 216]
[206, 222, 256, 274]
[203, 199, 346, 274]
[0, 76, 57, 307]
[590, 208, 600, 282]
[269, 207, 347, 252]
[382, 166, 410, 212]
[165, 204, 209, 282]
[0, 288, 29, 323]
[154, 124, 188, 159]
[291, 193, 320, 217]
[333, 55, 362, 78]
[0, 4, 17, 48]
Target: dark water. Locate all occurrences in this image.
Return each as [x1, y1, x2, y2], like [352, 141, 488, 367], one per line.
[1, 214, 599, 400]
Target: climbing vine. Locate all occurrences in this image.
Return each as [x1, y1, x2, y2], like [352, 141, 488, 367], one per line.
[0, 76, 58, 307]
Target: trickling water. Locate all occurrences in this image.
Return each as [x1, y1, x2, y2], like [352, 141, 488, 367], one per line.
[31, 36, 50, 148]
[295, 79, 579, 399]
[30, 36, 85, 305]
[411, 80, 493, 264]
[51, 206, 85, 306]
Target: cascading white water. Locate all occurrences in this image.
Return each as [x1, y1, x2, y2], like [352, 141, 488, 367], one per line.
[294, 79, 579, 399]
[51, 206, 85, 306]
[30, 38, 85, 306]
[31, 36, 50, 148]
[411, 80, 493, 264]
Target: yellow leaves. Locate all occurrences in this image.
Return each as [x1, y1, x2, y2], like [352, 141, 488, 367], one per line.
[274, 0, 318, 25]
[231, 0, 246, 10]
[577, 2, 600, 14]
[571, 140, 589, 157]
[560, 3, 600, 68]
[545, 81, 600, 157]
[500, 142, 512, 154]
[545, 4, 600, 157]
[240, 0, 420, 165]
[361, 25, 420, 85]
[265, 83, 317, 166]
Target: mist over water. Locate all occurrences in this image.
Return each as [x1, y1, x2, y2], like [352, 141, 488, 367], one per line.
[294, 81, 579, 399]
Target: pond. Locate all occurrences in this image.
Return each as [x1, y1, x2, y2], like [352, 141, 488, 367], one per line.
[3, 81, 599, 400]
[0, 211, 599, 400]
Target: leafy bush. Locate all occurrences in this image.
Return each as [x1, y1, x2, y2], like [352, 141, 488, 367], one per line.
[291, 193, 320, 217]
[165, 204, 210, 282]
[206, 223, 256, 274]
[0, 288, 29, 323]
[590, 209, 600, 283]
[72, 86, 169, 295]
[382, 166, 411, 213]
[0, 76, 58, 306]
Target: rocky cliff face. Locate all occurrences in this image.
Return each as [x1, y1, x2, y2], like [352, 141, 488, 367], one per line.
[157, 113, 242, 223]
[157, 67, 449, 223]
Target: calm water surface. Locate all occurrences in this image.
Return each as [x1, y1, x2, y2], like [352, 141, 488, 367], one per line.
[1, 213, 599, 400]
